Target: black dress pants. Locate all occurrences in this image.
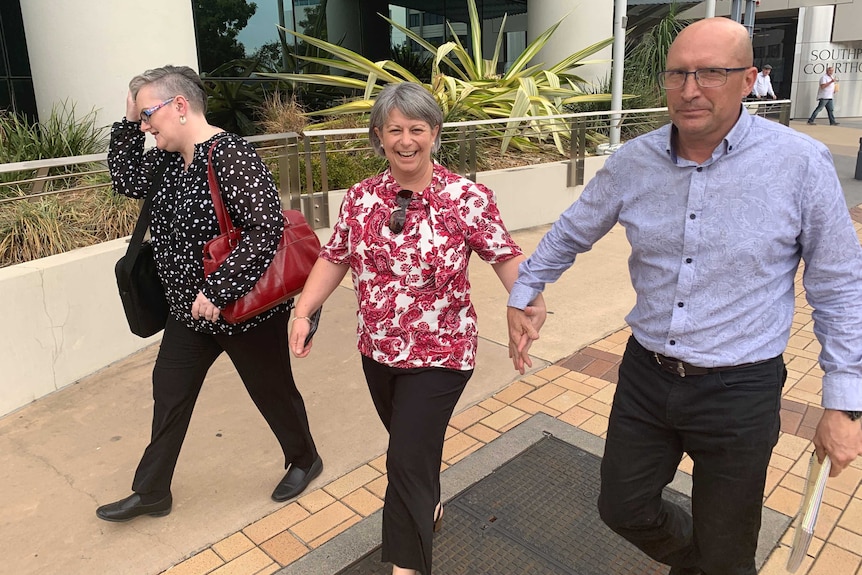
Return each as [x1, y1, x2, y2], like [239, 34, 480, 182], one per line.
[598, 337, 784, 575]
[362, 356, 472, 575]
[131, 309, 317, 495]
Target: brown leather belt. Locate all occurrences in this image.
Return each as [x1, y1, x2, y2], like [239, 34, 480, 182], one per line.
[652, 352, 769, 378]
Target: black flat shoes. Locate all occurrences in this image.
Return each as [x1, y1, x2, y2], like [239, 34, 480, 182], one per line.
[272, 455, 323, 502]
[97, 457, 324, 520]
[96, 493, 172, 522]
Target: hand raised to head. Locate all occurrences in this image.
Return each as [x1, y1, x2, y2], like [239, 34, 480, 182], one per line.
[125, 90, 139, 123]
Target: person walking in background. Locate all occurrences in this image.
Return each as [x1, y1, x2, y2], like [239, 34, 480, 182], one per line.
[751, 63, 776, 99]
[98, 65, 321, 522]
[807, 65, 840, 125]
[507, 18, 862, 575]
[288, 82, 542, 575]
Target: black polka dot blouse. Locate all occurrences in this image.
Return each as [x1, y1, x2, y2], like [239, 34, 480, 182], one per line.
[108, 119, 288, 334]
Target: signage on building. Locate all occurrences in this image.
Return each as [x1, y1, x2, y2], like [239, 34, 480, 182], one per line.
[802, 42, 862, 80]
[792, 40, 862, 119]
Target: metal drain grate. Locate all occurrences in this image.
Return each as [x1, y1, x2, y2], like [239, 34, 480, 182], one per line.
[337, 436, 685, 574]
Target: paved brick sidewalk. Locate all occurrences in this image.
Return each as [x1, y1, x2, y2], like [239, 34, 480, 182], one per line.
[162, 215, 862, 575]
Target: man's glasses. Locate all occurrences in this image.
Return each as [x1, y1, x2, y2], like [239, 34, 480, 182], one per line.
[657, 67, 749, 90]
[140, 97, 176, 123]
[388, 190, 414, 234]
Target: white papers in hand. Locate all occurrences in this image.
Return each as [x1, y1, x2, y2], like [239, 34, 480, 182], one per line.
[786, 451, 831, 573]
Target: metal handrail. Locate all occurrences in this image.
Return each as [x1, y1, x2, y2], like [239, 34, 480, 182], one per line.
[0, 101, 792, 212]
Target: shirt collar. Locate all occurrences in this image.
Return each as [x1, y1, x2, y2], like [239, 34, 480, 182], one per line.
[666, 105, 754, 165]
[380, 163, 444, 198]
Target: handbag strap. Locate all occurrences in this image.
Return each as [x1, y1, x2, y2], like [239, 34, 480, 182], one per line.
[120, 192, 155, 275]
[206, 138, 241, 247]
[122, 154, 167, 270]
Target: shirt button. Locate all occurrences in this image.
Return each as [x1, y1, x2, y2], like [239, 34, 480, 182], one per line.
[696, 167, 703, 172]
[678, 302, 684, 307]
[690, 213, 696, 219]
[685, 257, 692, 263]
[669, 340, 676, 345]
[728, 145, 734, 151]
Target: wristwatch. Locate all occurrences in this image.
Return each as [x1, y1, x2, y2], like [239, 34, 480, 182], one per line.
[845, 411, 862, 422]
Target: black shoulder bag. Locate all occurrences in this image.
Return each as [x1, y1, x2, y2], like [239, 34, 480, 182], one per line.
[115, 185, 169, 338]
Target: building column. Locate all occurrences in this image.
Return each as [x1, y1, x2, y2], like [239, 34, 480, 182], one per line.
[526, 0, 613, 87]
[327, 0, 390, 62]
[19, 0, 198, 129]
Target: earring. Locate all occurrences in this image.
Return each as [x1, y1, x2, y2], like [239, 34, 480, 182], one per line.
[179, 115, 187, 125]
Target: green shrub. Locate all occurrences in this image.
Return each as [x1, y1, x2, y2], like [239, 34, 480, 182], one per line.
[257, 92, 308, 135]
[74, 173, 140, 242]
[0, 170, 140, 267]
[305, 151, 386, 191]
[0, 102, 108, 198]
[0, 196, 86, 265]
[0, 102, 106, 162]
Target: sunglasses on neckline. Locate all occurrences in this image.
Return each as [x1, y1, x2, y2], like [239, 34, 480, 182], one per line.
[388, 190, 414, 234]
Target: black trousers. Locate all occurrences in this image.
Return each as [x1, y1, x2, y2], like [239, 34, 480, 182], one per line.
[362, 356, 472, 575]
[598, 337, 784, 575]
[131, 309, 318, 495]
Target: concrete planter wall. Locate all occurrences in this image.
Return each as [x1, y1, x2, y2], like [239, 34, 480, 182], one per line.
[0, 156, 608, 418]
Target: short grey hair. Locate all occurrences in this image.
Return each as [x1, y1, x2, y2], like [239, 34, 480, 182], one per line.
[762, 64, 772, 70]
[129, 65, 208, 114]
[368, 83, 443, 157]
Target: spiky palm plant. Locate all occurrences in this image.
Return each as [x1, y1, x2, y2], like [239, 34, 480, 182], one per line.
[262, 0, 613, 154]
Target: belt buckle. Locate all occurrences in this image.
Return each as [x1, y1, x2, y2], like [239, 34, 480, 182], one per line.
[654, 352, 686, 377]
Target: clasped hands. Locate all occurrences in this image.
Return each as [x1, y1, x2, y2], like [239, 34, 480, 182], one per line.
[507, 297, 547, 375]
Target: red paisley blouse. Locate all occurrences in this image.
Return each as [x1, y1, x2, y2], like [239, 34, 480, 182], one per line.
[321, 163, 522, 370]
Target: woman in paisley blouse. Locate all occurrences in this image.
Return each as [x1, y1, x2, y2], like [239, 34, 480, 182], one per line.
[289, 82, 544, 575]
[97, 66, 321, 523]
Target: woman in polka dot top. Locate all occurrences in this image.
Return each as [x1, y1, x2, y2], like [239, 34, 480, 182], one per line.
[96, 65, 321, 523]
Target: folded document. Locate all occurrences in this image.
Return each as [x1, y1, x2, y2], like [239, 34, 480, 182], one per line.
[786, 451, 831, 573]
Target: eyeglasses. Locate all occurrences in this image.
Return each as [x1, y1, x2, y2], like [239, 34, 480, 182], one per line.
[657, 67, 749, 90]
[140, 97, 176, 123]
[388, 190, 414, 234]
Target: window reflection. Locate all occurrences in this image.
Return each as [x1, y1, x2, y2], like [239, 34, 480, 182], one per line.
[227, 1, 528, 77]
[0, 0, 37, 120]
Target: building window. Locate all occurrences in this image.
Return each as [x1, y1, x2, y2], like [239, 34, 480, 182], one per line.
[0, 0, 36, 120]
[423, 12, 445, 26]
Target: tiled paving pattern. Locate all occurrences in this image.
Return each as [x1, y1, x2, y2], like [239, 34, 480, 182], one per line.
[339, 436, 689, 574]
[163, 216, 862, 575]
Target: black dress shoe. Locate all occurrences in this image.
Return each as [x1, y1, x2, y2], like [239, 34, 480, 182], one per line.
[96, 493, 172, 522]
[272, 456, 323, 502]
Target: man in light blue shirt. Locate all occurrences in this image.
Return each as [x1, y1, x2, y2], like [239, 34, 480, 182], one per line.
[507, 18, 862, 575]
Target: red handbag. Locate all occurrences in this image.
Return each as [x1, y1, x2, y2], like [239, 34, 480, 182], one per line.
[202, 140, 320, 324]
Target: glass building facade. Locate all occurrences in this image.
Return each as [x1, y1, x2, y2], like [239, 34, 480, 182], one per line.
[201, 0, 528, 74]
[0, 0, 36, 121]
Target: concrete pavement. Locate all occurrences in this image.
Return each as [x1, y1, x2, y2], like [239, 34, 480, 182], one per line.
[1, 118, 860, 575]
[0, 215, 636, 575]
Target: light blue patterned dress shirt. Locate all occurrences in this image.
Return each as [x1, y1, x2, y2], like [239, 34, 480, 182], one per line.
[509, 110, 862, 410]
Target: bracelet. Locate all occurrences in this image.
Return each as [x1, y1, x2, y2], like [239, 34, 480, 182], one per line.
[290, 316, 312, 325]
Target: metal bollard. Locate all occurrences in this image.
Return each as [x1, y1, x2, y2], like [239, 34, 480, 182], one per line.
[857, 137, 862, 180]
